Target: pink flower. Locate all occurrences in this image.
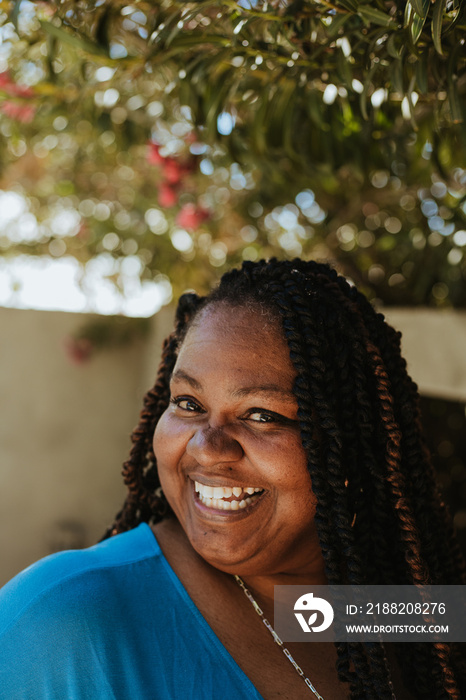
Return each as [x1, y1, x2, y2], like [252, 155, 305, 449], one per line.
[0, 72, 34, 98]
[176, 203, 210, 230]
[0, 72, 10, 88]
[158, 184, 178, 208]
[147, 142, 164, 166]
[162, 158, 185, 185]
[10, 83, 34, 99]
[35, 1, 55, 18]
[0, 101, 36, 123]
[64, 337, 93, 365]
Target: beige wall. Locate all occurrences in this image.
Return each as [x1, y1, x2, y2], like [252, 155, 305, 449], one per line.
[0, 306, 173, 586]
[383, 308, 466, 403]
[1, 304, 465, 586]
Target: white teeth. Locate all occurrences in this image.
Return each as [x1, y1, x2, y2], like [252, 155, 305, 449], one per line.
[197, 491, 261, 511]
[195, 481, 262, 500]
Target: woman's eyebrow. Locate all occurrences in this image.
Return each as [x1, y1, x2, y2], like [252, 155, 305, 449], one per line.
[171, 370, 296, 403]
[231, 385, 297, 403]
[171, 369, 202, 390]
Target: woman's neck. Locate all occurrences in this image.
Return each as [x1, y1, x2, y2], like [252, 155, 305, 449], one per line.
[237, 559, 328, 618]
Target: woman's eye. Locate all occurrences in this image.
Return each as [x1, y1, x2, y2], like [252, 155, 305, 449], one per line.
[247, 410, 278, 423]
[245, 408, 296, 426]
[171, 397, 203, 413]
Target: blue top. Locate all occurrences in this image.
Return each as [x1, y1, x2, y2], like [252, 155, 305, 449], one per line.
[0, 523, 264, 700]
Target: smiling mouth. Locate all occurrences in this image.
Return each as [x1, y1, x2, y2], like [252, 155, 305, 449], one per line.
[193, 480, 264, 511]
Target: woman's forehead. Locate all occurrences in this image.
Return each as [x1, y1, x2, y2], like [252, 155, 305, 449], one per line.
[186, 302, 284, 345]
[176, 303, 296, 383]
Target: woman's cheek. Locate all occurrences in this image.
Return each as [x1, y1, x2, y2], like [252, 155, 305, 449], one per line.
[153, 410, 172, 461]
[153, 410, 187, 465]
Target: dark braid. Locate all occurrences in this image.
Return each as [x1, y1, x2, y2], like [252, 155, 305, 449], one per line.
[103, 258, 466, 699]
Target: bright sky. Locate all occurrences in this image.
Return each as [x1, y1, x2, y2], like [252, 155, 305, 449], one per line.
[0, 191, 172, 317]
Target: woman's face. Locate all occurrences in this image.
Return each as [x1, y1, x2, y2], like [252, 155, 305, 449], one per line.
[153, 303, 320, 577]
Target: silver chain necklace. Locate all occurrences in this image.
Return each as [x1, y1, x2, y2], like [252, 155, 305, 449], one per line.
[234, 575, 325, 699]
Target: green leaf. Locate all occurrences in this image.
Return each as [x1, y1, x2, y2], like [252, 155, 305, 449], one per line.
[95, 6, 112, 52]
[280, 82, 299, 158]
[149, 34, 229, 63]
[45, 32, 60, 82]
[306, 89, 327, 129]
[40, 20, 108, 57]
[404, 1, 413, 27]
[432, 0, 447, 55]
[325, 13, 350, 38]
[448, 77, 463, 123]
[360, 64, 377, 120]
[445, 0, 462, 31]
[252, 85, 272, 154]
[407, 75, 419, 129]
[9, 0, 22, 33]
[335, 0, 358, 13]
[410, 11, 428, 44]
[409, 0, 430, 19]
[205, 75, 235, 137]
[386, 33, 403, 59]
[337, 46, 353, 88]
[415, 51, 429, 94]
[446, 39, 464, 124]
[391, 59, 404, 94]
[357, 6, 394, 27]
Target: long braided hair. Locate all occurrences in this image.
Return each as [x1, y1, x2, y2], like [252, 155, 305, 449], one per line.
[103, 258, 466, 699]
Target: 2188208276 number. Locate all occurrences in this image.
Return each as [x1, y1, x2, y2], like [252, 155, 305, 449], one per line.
[366, 602, 446, 615]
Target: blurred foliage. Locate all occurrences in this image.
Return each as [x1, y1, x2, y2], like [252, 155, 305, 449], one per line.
[0, 0, 465, 306]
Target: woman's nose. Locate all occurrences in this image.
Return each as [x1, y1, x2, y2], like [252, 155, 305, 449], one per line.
[186, 425, 243, 466]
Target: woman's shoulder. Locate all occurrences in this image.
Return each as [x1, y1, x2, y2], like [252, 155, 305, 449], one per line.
[0, 523, 159, 634]
[0, 524, 178, 700]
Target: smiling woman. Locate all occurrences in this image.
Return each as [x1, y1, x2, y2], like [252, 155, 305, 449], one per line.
[0, 258, 465, 700]
[153, 305, 320, 580]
